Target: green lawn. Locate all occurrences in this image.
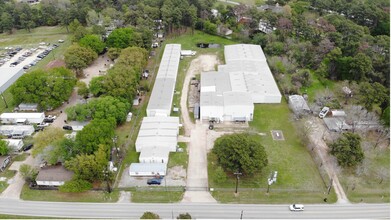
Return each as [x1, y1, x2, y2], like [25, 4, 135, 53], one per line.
[20, 184, 119, 202]
[168, 143, 188, 169]
[300, 71, 335, 102]
[0, 170, 16, 179]
[12, 153, 28, 162]
[208, 101, 337, 203]
[131, 191, 184, 203]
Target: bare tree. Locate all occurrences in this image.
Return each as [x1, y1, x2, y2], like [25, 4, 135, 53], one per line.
[373, 128, 390, 149]
[345, 105, 380, 134]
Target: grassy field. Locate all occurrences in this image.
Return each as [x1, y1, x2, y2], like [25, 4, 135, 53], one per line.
[0, 26, 71, 113]
[299, 71, 335, 102]
[0, 181, 8, 193]
[0, 214, 58, 219]
[20, 185, 119, 202]
[131, 191, 184, 203]
[338, 144, 389, 203]
[208, 101, 337, 203]
[168, 143, 188, 169]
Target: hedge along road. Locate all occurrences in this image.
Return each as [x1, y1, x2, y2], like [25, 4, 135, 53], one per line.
[0, 198, 389, 219]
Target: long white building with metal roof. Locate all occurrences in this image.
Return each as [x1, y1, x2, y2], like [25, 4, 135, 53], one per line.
[146, 44, 181, 117]
[200, 44, 281, 122]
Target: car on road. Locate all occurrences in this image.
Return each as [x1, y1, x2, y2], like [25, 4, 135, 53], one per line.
[289, 204, 304, 211]
[319, 107, 330, 119]
[63, 125, 73, 130]
[147, 178, 162, 185]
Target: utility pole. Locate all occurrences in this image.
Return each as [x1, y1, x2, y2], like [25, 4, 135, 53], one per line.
[240, 210, 243, 219]
[234, 172, 242, 194]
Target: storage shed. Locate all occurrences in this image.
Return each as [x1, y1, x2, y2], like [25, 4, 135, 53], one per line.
[0, 112, 45, 124]
[4, 139, 24, 152]
[129, 163, 167, 176]
[16, 103, 38, 112]
[288, 95, 311, 116]
[36, 166, 74, 187]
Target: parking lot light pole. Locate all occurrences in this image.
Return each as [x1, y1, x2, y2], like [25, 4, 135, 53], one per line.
[234, 172, 242, 194]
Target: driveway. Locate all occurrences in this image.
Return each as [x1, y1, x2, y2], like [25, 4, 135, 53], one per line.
[180, 55, 220, 203]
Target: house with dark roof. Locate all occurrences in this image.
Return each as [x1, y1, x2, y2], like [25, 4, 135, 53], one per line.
[35, 166, 73, 187]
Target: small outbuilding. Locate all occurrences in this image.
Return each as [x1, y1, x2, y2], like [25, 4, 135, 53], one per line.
[288, 95, 311, 116]
[35, 166, 74, 187]
[323, 117, 352, 132]
[139, 147, 170, 163]
[129, 163, 167, 176]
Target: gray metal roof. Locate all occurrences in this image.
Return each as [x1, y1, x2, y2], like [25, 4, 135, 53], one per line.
[0, 67, 25, 93]
[288, 95, 310, 115]
[129, 163, 167, 173]
[224, 44, 267, 63]
[200, 71, 231, 93]
[223, 91, 253, 106]
[200, 92, 224, 107]
[139, 147, 170, 158]
[147, 44, 181, 115]
[147, 78, 175, 114]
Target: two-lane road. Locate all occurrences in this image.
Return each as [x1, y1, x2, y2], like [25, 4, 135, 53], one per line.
[0, 199, 389, 219]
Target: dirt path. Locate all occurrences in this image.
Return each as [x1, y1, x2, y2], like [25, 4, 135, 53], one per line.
[181, 55, 219, 203]
[307, 118, 349, 203]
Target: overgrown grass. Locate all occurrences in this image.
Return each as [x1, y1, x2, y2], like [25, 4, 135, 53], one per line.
[12, 153, 28, 162]
[20, 185, 119, 202]
[338, 145, 390, 203]
[131, 191, 184, 203]
[208, 101, 337, 203]
[0, 170, 16, 179]
[168, 143, 188, 169]
[300, 71, 335, 102]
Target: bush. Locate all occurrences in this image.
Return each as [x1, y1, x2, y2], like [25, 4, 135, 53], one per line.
[330, 132, 364, 168]
[177, 213, 192, 219]
[213, 166, 227, 184]
[140, 212, 160, 219]
[59, 179, 92, 192]
[19, 164, 38, 183]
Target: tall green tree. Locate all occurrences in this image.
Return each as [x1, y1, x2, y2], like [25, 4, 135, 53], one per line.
[106, 28, 135, 49]
[212, 133, 268, 175]
[0, 140, 9, 156]
[79, 34, 106, 54]
[330, 132, 364, 168]
[64, 44, 97, 76]
[0, 12, 14, 34]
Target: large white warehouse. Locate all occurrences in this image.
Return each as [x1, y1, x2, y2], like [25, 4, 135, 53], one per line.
[200, 44, 281, 122]
[0, 67, 25, 93]
[146, 44, 181, 117]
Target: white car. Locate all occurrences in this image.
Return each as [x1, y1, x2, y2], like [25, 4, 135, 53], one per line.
[319, 107, 330, 118]
[289, 204, 304, 211]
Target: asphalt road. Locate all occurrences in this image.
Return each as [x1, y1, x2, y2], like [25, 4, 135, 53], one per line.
[0, 199, 388, 219]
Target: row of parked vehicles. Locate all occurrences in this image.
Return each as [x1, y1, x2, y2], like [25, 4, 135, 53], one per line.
[0, 47, 23, 67]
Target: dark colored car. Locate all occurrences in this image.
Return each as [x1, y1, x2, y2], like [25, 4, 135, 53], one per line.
[147, 178, 162, 185]
[63, 125, 73, 130]
[22, 143, 33, 151]
[43, 118, 54, 123]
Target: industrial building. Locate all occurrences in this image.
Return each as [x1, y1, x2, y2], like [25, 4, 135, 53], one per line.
[130, 44, 181, 177]
[0, 67, 25, 93]
[146, 44, 181, 117]
[200, 44, 281, 122]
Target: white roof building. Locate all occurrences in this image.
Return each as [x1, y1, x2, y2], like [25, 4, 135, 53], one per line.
[0, 112, 45, 124]
[200, 44, 281, 122]
[0, 125, 35, 136]
[129, 163, 167, 176]
[4, 139, 24, 152]
[147, 44, 181, 117]
[0, 67, 25, 93]
[139, 147, 170, 163]
[135, 116, 179, 152]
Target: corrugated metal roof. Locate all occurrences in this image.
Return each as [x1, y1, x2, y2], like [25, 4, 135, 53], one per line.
[0, 67, 25, 93]
[0, 112, 44, 119]
[139, 147, 170, 158]
[129, 163, 167, 173]
[201, 71, 232, 93]
[224, 44, 267, 62]
[200, 92, 224, 107]
[147, 78, 175, 113]
[223, 91, 253, 106]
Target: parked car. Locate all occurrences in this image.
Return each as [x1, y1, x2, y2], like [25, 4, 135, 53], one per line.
[319, 107, 330, 119]
[63, 125, 73, 130]
[43, 118, 54, 123]
[22, 143, 33, 151]
[58, 39, 64, 43]
[23, 65, 30, 69]
[147, 178, 162, 185]
[289, 204, 304, 211]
